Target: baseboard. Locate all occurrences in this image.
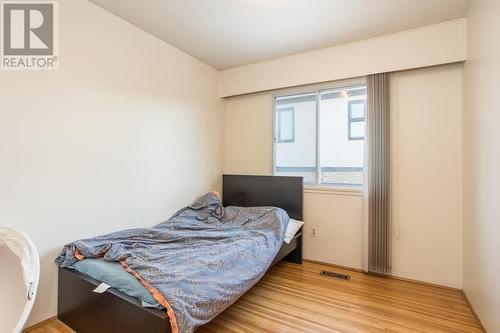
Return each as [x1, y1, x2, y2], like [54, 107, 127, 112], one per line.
[23, 316, 57, 332]
[387, 274, 462, 292]
[304, 259, 461, 291]
[462, 291, 487, 333]
[303, 259, 364, 273]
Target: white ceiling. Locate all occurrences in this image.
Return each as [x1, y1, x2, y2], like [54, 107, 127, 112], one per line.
[90, 0, 472, 70]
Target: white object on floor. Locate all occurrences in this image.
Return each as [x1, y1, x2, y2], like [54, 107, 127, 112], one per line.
[0, 227, 40, 333]
[284, 219, 304, 244]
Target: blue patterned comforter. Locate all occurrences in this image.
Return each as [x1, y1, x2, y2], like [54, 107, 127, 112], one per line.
[56, 192, 289, 333]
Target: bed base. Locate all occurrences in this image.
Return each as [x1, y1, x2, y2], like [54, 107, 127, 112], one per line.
[58, 267, 169, 333]
[58, 237, 301, 333]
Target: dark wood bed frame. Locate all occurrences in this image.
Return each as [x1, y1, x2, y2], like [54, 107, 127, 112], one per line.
[58, 174, 303, 333]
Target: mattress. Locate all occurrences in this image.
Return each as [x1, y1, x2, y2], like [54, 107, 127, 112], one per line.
[73, 258, 163, 309]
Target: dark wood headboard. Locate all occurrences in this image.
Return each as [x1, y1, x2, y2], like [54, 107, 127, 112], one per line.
[222, 174, 303, 220]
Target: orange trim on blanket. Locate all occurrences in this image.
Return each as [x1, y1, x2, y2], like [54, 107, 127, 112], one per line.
[120, 261, 179, 333]
[74, 249, 84, 261]
[211, 190, 221, 200]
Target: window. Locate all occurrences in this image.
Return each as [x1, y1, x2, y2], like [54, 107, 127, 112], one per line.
[348, 100, 366, 140]
[276, 107, 295, 143]
[273, 83, 366, 187]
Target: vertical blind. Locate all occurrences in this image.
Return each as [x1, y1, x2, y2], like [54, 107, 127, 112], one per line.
[366, 73, 391, 275]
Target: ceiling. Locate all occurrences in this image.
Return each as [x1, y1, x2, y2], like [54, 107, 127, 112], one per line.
[90, 0, 473, 70]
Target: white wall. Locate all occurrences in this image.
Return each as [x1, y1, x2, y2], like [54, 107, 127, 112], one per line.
[0, 0, 222, 326]
[223, 63, 463, 288]
[219, 19, 466, 97]
[463, 0, 500, 331]
[390, 64, 463, 288]
[303, 188, 363, 269]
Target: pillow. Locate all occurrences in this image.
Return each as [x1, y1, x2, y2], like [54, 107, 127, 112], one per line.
[284, 218, 304, 244]
[73, 258, 162, 309]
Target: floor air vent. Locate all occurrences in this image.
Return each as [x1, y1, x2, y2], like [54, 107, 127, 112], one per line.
[320, 270, 350, 281]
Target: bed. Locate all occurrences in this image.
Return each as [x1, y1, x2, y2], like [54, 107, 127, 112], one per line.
[57, 174, 303, 333]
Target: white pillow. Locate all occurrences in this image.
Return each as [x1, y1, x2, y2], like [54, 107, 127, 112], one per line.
[284, 218, 304, 244]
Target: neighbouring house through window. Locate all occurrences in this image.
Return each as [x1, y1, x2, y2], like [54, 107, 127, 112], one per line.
[348, 100, 366, 140]
[276, 107, 295, 143]
[273, 82, 366, 187]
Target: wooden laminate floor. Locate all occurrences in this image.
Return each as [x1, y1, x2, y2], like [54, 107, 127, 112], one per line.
[29, 261, 482, 333]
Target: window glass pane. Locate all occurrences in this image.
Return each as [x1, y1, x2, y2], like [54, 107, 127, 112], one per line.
[350, 121, 365, 139]
[275, 94, 316, 183]
[319, 86, 365, 186]
[350, 101, 365, 119]
[277, 108, 294, 142]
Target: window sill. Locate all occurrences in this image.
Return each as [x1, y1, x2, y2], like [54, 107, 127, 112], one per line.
[303, 185, 363, 197]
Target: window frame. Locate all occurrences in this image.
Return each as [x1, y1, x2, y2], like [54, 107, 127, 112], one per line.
[276, 107, 295, 143]
[272, 78, 366, 189]
[348, 100, 366, 141]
